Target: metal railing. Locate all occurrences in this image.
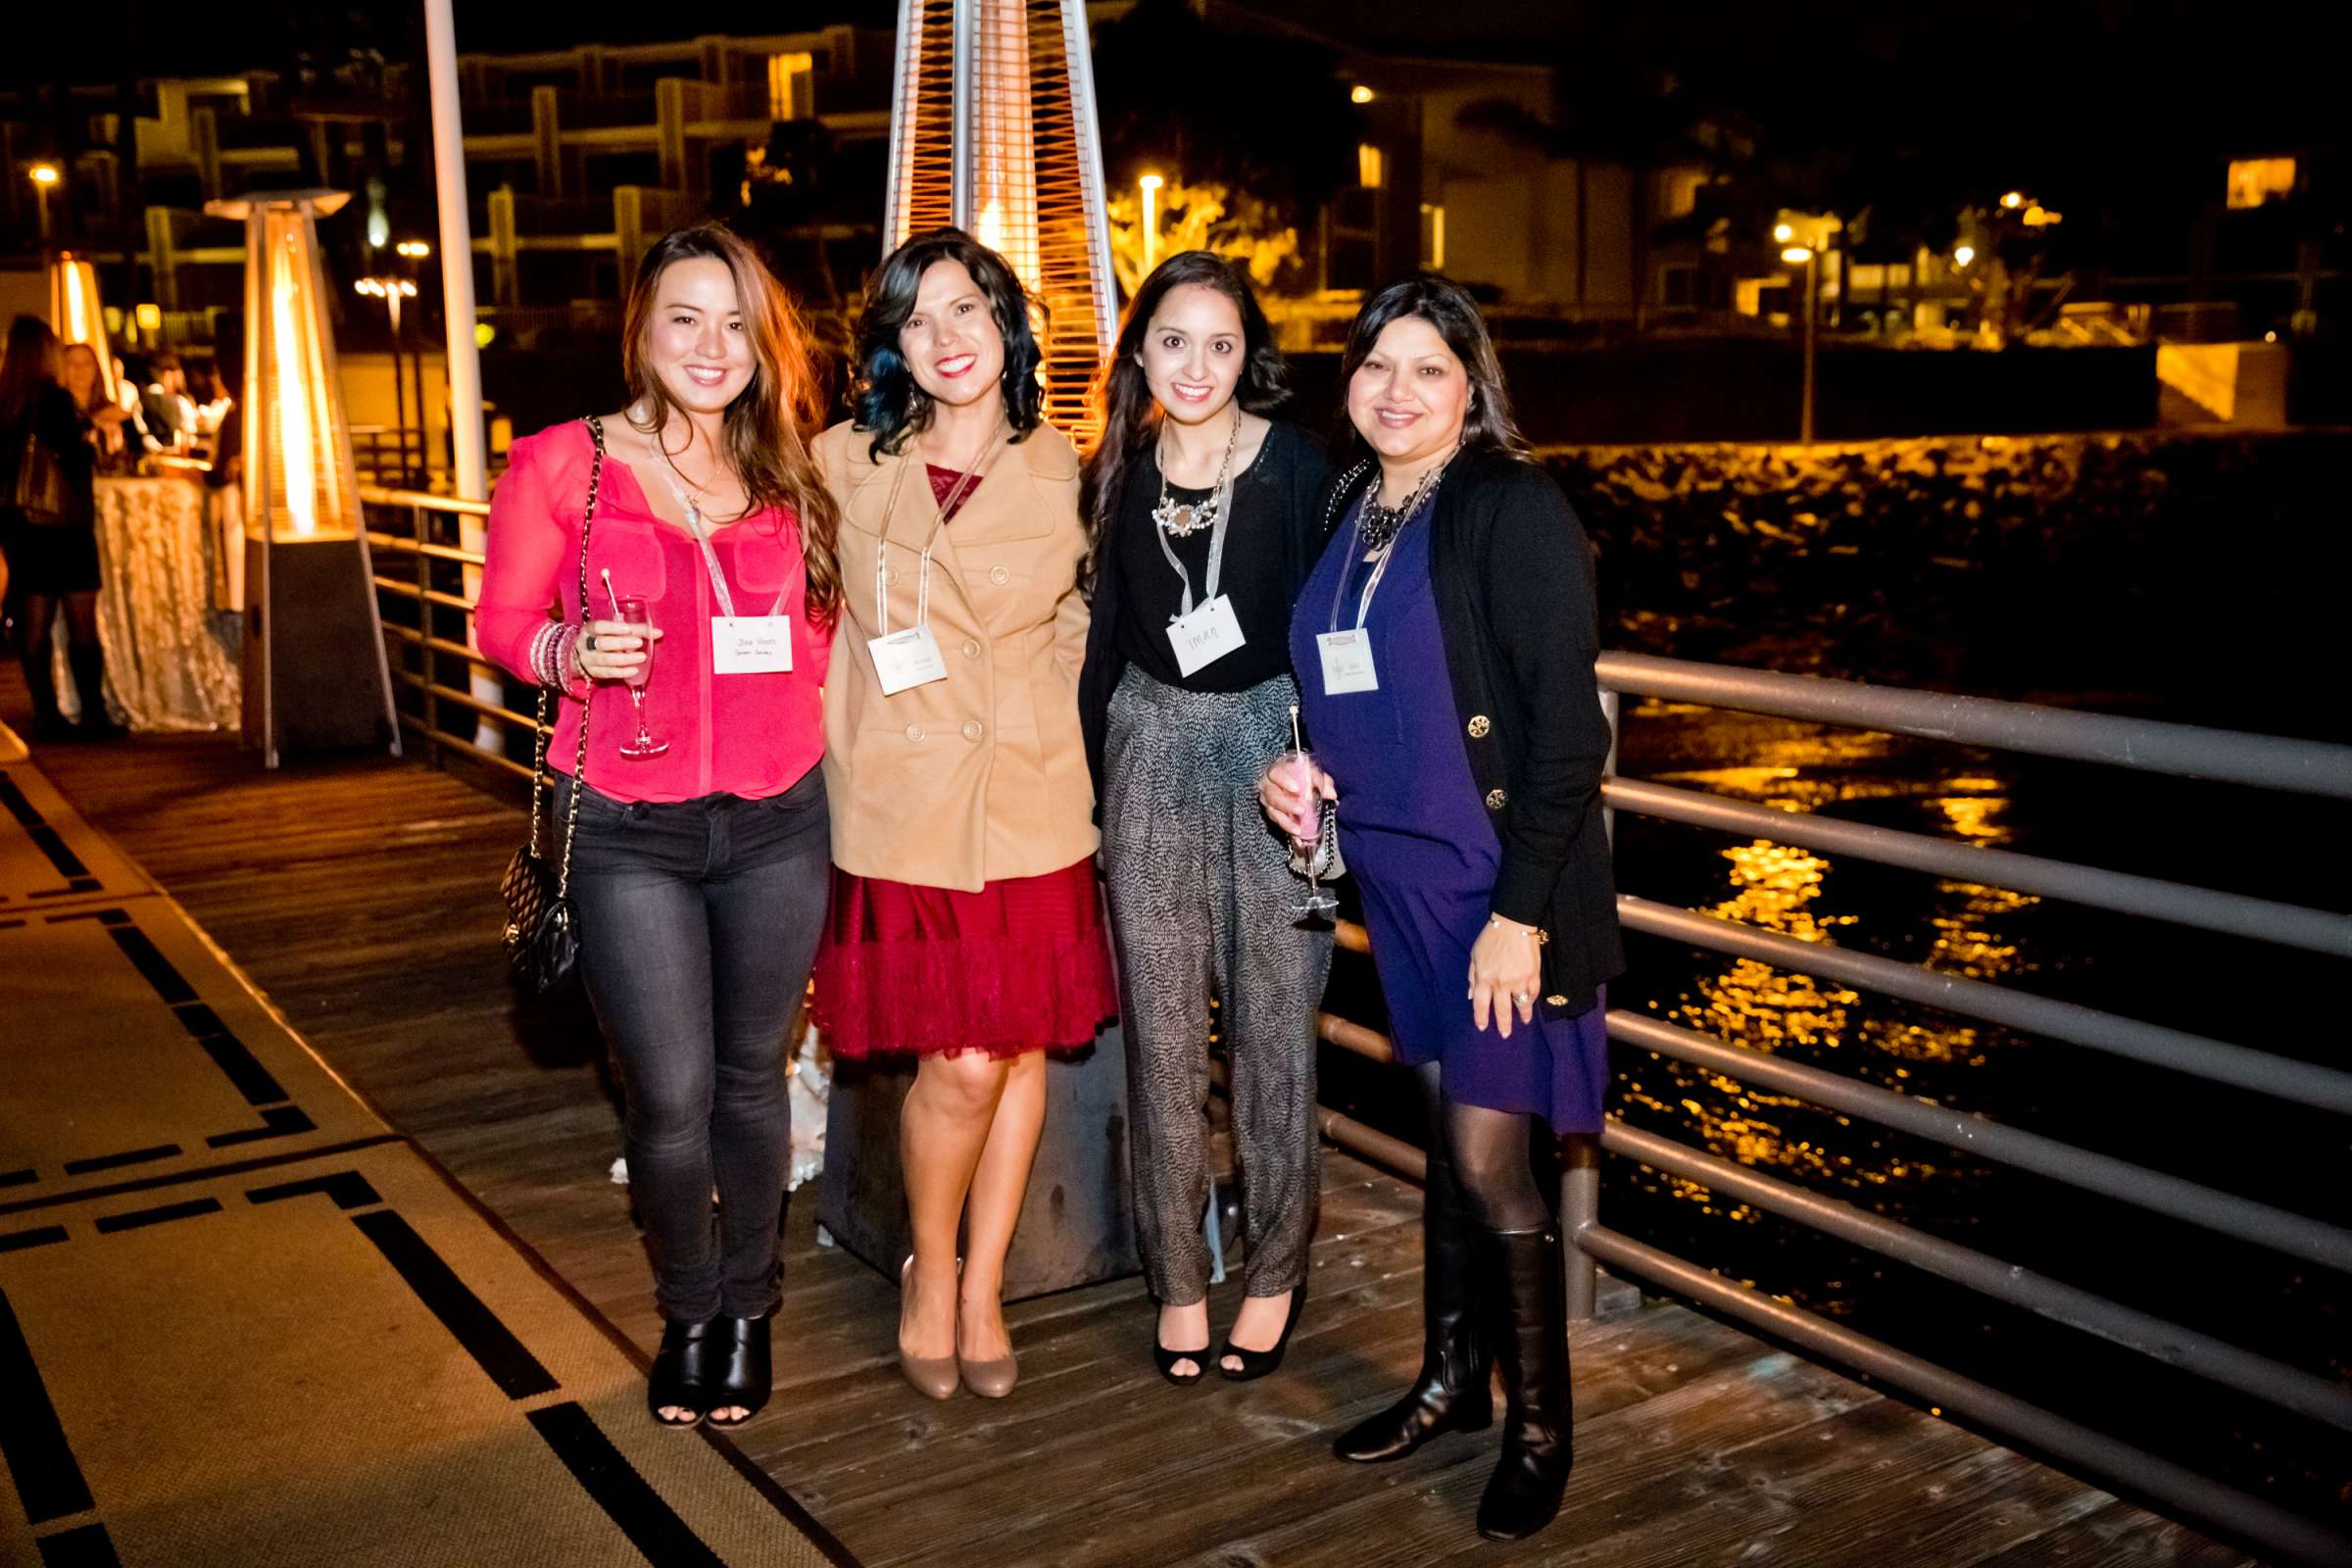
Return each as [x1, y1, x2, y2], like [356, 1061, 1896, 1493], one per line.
[1307, 655, 2352, 1566]
[363, 505, 2352, 1561]
[359, 485, 536, 782]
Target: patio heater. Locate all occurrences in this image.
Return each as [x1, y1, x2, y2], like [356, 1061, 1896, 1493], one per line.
[204, 188, 400, 767]
[47, 252, 117, 405]
[880, 0, 1117, 444]
[819, 0, 1137, 1298]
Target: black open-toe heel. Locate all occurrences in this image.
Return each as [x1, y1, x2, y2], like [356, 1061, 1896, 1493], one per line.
[705, 1315, 772, 1429]
[1154, 1338, 1209, 1386]
[1218, 1283, 1307, 1382]
[649, 1318, 718, 1428]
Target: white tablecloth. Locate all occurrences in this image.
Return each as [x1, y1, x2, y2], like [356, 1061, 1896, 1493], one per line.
[55, 477, 242, 732]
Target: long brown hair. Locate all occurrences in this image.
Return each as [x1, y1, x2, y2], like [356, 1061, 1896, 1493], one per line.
[0, 315, 62, 428]
[620, 224, 841, 621]
[1332, 273, 1529, 466]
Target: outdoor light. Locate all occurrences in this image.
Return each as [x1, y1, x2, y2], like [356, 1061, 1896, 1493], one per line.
[1351, 84, 1375, 104]
[27, 162, 61, 239]
[134, 303, 163, 332]
[883, 0, 1114, 441]
[204, 187, 398, 765]
[1781, 246, 1813, 265]
[1773, 222, 1794, 243]
[2001, 190, 2025, 209]
[47, 251, 117, 403]
[1953, 244, 1977, 268]
[394, 239, 432, 260]
[28, 163, 59, 186]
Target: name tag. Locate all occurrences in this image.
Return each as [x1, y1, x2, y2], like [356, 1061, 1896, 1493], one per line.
[1167, 594, 1246, 678]
[868, 626, 949, 695]
[711, 614, 794, 674]
[1316, 629, 1379, 694]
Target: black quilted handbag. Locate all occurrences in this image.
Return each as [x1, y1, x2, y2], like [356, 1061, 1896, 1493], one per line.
[501, 416, 606, 994]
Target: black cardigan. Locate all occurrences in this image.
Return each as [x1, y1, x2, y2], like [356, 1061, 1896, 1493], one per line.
[1079, 420, 1330, 806]
[1319, 448, 1626, 1013]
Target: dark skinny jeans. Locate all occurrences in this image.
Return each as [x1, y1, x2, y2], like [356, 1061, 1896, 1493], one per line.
[560, 767, 829, 1323]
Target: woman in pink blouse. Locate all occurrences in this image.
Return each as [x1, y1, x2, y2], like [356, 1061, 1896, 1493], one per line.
[478, 224, 839, 1432]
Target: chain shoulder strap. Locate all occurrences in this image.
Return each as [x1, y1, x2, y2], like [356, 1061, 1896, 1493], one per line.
[551, 416, 606, 899]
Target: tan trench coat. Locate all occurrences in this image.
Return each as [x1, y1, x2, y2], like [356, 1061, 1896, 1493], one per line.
[815, 418, 1097, 892]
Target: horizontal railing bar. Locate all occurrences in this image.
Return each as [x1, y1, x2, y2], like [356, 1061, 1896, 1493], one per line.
[392, 673, 535, 729]
[394, 712, 534, 780]
[1570, 1223, 2352, 1568]
[1605, 776, 2352, 959]
[1317, 1102, 1428, 1181]
[1335, 918, 1371, 956]
[1619, 896, 2352, 1114]
[379, 622, 503, 671]
[1597, 651, 2352, 800]
[358, 483, 492, 517]
[1606, 1010, 2352, 1274]
[1318, 1010, 1394, 1063]
[1601, 1120, 2352, 1432]
[363, 529, 485, 566]
[372, 577, 481, 613]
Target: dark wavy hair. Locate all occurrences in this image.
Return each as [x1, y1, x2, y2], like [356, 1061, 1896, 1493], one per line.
[620, 223, 843, 620]
[1079, 250, 1288, 570]
[0, 315, 62, 428]
[1333, 273, 1529, 466]
[851, 227, 1043, 460]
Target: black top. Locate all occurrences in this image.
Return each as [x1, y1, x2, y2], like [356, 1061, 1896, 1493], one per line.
[1081, 419, 1329, 800]
[0, 385, 97, 528]
[1317, 448, 1626, 1012]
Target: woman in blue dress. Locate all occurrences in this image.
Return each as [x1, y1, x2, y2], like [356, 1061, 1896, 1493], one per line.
[1260, 275, 1623, 1543]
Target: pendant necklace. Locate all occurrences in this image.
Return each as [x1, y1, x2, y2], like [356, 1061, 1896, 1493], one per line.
[1152, 409, 1242, 538]
[1358, 445, 1457, 554]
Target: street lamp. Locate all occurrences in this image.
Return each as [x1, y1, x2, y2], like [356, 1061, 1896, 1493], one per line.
[28, 162, 60, 240]
[1783, 244, 1819, 443]
[1138, 172, 1165, 273]
[356, 275, 420, 483]
[1953, 244, 1976, 269]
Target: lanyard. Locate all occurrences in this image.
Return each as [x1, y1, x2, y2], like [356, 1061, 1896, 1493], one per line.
[1152, 467, 1238, 618]
[874, 425, 1004, 636]
[656, 469, 786, 621]
[1326, 490, 1404, 636]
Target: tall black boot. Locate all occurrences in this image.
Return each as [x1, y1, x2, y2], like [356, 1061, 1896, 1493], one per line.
[1476, 1224, 1573, 1541]
[21, 641, 68, 741]
[67, 645, 122, 738]
[1333, 1177, 1493, 1461]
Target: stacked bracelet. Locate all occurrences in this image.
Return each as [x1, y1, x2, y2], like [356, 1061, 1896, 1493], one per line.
[527, 621, 580, 690]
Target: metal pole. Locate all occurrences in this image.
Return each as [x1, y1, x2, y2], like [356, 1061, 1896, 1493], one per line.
[420, 0, 500, 754]
[1559, 1135, 1600, 1320]
[386, 293, 409, 484]
[1798, 252, 1818, 442]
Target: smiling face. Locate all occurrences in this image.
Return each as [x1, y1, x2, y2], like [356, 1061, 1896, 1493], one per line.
[1346, 315, 1472, 472]
[1136, 282, 1246, 428]
[898, 259, 1005, 413]
[61, 345, 100, 406]
[642, 256, 754, 416]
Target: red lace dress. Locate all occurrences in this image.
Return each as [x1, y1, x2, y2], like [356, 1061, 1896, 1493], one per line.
[809, 465, 1118, 1058]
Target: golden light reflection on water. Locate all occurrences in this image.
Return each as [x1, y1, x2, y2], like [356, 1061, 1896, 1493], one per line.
[1621, 724, 2043, 1238]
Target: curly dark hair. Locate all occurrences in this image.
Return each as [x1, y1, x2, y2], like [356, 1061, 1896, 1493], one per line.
[1079, 250, 1288, 575]
[851, 227, 1043, 460]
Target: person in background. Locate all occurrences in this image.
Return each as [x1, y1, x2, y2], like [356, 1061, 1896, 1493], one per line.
[476, 224, 840, 1432]
[60, 344, 135, 473]
[809, 226, 1116, 1402]
[1261, 275, 1622, 1543]
[140, 350, 194, 450]
[0, 317, 114, 741]
[1077, 251, 1332, 1385]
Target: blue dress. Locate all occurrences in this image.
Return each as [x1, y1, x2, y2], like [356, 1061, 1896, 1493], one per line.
[1291, 495, 1607, 1134]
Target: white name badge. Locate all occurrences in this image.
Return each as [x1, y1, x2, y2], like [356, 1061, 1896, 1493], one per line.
[1167, 594, 1247, 678]
[1316, 629, 1379, 694]
[868, 625, 949, 695]
[711, 615, 794, 674]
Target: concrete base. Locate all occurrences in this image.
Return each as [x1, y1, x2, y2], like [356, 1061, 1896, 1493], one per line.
[815, 1027, 1140, 1301]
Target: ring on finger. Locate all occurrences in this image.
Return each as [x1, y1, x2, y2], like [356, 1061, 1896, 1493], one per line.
[583, 632, 599, 653]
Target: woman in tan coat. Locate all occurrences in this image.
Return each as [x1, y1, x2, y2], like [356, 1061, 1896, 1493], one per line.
[810, 228, 1116, 1401]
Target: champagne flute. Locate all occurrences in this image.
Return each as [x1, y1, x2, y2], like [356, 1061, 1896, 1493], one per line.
[612, 594, 668, 760]
[1281, 707, 1338, 920]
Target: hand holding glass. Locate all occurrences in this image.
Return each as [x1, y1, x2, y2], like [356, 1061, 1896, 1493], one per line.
[611, 595, 669, 760]
[1272, 747, 1338, 919]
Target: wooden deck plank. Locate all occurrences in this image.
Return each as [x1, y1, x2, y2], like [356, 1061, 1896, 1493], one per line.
[20, 725, 2264, 1568]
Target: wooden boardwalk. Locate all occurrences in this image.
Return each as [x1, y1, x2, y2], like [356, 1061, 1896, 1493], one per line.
[20, 714, 2259, 1568]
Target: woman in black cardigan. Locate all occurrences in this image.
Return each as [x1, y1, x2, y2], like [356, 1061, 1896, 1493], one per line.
[1261, 274, 1622, 1543]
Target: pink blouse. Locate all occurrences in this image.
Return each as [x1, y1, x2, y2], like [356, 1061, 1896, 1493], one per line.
[476, 419, 831, 804]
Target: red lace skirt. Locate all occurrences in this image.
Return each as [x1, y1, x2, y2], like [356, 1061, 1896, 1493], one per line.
[810, 858, 1119, 1058]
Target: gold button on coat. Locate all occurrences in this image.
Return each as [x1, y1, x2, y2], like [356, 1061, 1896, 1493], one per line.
[1467, 714, 1492, 738]
[962, 719, 985, 742]
[1485, 788, 1507, 810]
[1544, 993, 1568, 1006]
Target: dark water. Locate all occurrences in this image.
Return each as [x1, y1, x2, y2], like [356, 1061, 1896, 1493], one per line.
[1317, 526, 2351, 1533]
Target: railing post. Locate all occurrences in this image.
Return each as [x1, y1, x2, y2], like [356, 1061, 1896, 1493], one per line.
[1598, 687, 1620, 847]
[415, 502, 439, 768]
[1561, 1134, 1600, 1320]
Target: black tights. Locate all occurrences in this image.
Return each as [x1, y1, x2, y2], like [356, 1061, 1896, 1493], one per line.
[13, 590, 99, 673]
[1415, 1062, 1552, 1233]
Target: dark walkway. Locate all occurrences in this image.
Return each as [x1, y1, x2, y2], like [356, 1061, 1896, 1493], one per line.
[8, 704, 2260, 1567]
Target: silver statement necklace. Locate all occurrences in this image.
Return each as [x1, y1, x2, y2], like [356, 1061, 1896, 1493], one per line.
[1358, 448, 1457, 553]
[1151, 409, 1242, 538]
